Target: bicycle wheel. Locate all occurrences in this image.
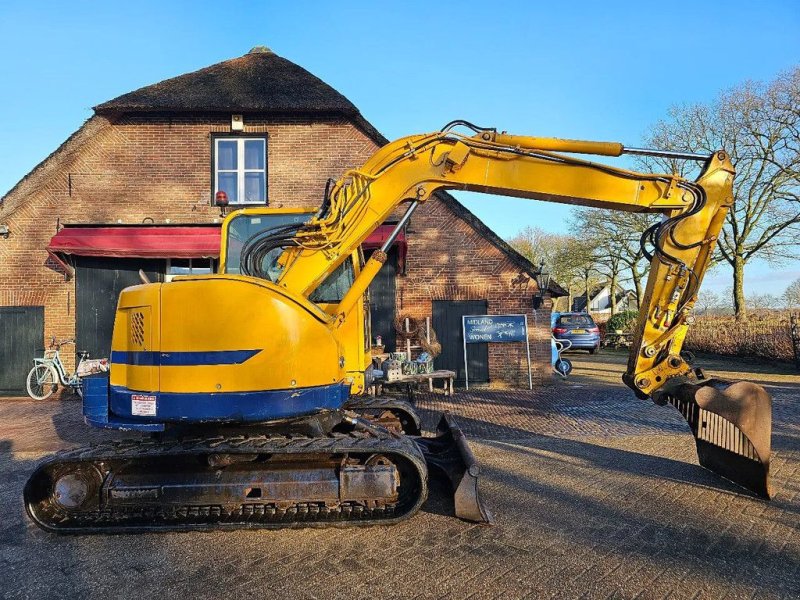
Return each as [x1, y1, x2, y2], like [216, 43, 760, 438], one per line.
[26, 364, 58, 400]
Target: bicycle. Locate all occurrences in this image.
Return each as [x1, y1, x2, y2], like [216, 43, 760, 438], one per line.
[26, 338, 107, 400]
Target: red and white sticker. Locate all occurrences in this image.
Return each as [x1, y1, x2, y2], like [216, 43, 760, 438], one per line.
[131, 394, 157, 416]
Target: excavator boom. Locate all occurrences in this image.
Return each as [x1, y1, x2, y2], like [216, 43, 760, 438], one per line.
[257, 122, 770, 497]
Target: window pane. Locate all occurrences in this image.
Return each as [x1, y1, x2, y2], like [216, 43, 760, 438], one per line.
[168, 259, 191, 274]
[557, 315, 594, 326]
[217, 140, 237, 170]
[244, 139, 265, 169]
[309, 259, 355, 303]
[244, 172, 265, 203]
[218, 172, 238, 203]
[225, 213, 312, 276]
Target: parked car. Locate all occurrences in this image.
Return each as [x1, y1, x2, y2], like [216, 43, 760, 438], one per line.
[552, 312, 600, 354]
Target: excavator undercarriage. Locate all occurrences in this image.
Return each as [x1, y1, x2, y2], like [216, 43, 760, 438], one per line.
[25, 406, 487, 533]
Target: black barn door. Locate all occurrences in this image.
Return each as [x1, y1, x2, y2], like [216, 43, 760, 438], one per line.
[367, 246, 397, 352]
[75, 257, 163, 360]
[0, 306, 44, 394]
[432, 300, 489, 385]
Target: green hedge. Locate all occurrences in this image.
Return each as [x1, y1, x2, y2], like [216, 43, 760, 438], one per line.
[606, 310, 639, 334]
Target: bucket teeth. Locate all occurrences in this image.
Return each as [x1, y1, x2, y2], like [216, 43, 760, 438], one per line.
[415, 412, 493, 524]
[665, 379, 772, 498]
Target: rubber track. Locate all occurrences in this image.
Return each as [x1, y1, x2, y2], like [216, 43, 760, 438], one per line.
[24, 432, 428, 534]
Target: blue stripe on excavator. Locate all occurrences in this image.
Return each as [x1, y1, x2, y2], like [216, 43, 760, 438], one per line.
[108, 383, 350, 422]
[110, 349, 262, 366]
[82, 373, 350, 431]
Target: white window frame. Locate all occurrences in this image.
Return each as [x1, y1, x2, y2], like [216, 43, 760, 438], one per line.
[165, 258, 215, 282]
[213, 137, 267, 205]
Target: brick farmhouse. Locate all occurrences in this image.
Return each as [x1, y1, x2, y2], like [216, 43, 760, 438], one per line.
[0, 48, 563, 395]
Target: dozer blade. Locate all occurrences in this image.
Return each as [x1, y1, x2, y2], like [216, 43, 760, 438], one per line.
[414, 412, 493, 524]
[665, 378, 772, 498]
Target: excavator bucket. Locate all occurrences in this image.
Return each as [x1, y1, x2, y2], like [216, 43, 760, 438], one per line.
[666, 378, 772, 498]
[414, 412, 493, 523]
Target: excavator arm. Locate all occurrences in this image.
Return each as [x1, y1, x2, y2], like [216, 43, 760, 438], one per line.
[250, 122, 771, 498]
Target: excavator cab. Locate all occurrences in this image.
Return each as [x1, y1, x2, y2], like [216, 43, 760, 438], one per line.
[221, 207, 315, 279]
[220, 207, 373, 395]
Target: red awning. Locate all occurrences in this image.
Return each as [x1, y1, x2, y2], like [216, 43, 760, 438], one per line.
[362, 225, 406, 249]
[363, 225, 407, 272]
[47, 226, 222, 259]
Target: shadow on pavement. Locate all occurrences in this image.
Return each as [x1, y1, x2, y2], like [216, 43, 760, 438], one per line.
[476, 448, 799, 597]
[421, 409, 745, 492]
[0, 439, 84, 597]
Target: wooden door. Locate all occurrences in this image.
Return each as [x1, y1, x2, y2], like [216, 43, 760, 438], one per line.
[432, 300, 489, 384]
[367, 246, 397, 352]
[75, 257, 163, 360]
[0, 306, 44, 394]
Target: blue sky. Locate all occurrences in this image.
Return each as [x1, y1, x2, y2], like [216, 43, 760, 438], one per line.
[1, 0, 798, 296]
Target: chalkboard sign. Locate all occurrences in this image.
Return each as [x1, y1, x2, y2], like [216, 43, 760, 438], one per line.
[462, 314, 532, 390]
[463, 315, 527, 344]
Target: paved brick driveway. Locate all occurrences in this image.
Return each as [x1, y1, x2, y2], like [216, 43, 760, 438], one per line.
[1, 351, 798, 599]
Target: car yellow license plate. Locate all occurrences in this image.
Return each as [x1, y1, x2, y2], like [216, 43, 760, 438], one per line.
[572, 329, 586, 334]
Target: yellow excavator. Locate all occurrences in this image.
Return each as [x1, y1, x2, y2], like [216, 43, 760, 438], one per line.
[25, 121, 772, 533]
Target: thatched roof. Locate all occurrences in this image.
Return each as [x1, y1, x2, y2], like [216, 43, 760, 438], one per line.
[97, 46, 351, 113]
[94, 46, 379, 137]
[94, 46, 383, 141]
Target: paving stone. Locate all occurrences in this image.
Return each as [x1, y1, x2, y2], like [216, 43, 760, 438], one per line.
[0, 352, 798, 599]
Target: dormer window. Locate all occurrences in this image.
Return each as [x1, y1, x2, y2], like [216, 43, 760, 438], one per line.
[213, 137, 267, 204]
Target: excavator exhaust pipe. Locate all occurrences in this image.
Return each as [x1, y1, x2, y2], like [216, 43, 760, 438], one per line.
[414, 412, 493, 524]
[664, 378, 772, 498]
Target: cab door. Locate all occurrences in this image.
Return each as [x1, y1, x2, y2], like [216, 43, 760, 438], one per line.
[311, 251, 369, 395]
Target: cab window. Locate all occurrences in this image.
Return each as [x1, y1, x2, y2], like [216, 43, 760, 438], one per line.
[224, 213, 311, 279]
[309, 259, 355, 303]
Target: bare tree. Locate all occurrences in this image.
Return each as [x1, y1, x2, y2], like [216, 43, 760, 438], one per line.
[569, 209, 624, 313]
[570, 208, 658, 309]
[746, 292, 781, 311]
[695, 289, 723, 315]
[782, 277, 800, 309]
[550, 236, 601, 312]
[639, 66, 800, 320]
[508, 226, 586, 304]
[507, 226, 569, 272]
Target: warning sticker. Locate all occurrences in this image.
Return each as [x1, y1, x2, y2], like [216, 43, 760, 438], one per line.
[131, 394, 157, 416]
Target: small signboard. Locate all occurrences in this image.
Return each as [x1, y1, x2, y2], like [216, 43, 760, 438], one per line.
[463, 315, 528, 343]
[462, 314, 532, 390]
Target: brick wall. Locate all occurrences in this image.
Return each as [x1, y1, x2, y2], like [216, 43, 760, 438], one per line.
[397, 196, 552, 385]
[0, 112, 550, 385]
